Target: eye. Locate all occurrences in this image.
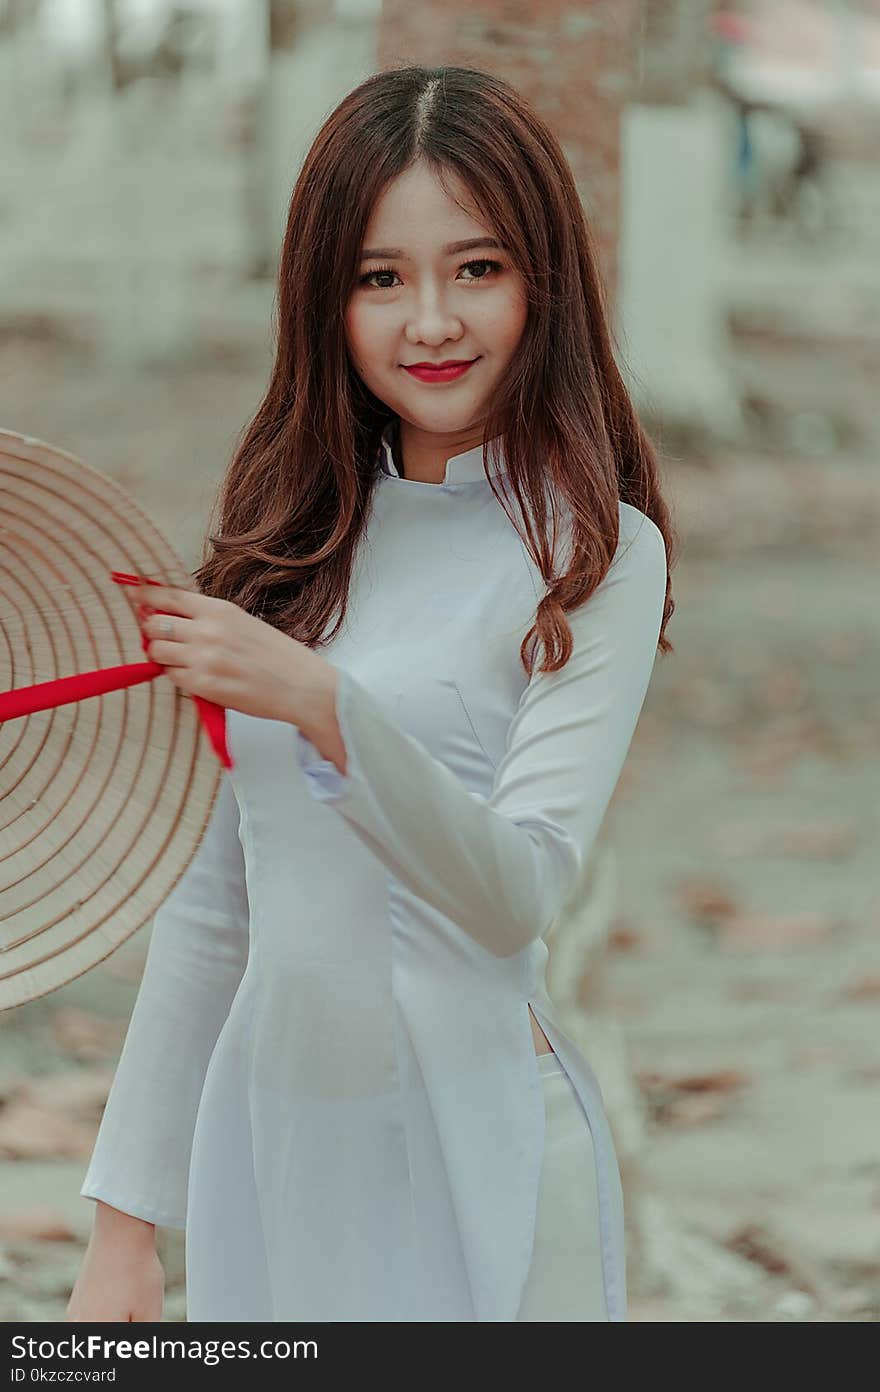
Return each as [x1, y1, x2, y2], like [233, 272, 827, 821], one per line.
[358, 264, 398, 289]
[458, 258, 503, 282]
[357, 258, 504, 289]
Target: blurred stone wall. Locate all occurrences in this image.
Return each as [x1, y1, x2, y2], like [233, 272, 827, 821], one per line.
[377, 0, 638, 300]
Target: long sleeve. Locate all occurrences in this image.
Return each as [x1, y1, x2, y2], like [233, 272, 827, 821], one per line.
[295, 507, 667, 959]
[79, 770, 250, 1229]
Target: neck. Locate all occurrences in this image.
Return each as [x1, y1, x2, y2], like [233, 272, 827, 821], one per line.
[395, 419, 488, 486]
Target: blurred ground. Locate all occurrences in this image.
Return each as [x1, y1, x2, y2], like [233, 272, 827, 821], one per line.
[0, 163, 878, 1322]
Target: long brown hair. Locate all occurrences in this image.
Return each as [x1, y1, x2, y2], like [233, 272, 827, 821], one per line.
[193, 64, 678, 675]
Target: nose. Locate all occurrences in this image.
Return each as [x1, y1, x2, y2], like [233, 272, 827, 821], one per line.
[403, 288, 464, 348]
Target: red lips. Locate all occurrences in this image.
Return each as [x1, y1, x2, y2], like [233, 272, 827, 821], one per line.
[402, 359, 478, 382]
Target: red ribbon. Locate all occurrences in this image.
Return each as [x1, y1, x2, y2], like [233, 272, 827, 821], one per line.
[0, 571, 232, 769]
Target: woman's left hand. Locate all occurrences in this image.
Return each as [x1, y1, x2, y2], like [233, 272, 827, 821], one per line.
[136, 584, 336, 730]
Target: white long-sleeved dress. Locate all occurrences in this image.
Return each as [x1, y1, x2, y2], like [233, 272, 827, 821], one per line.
[79, 421, 668, 1322]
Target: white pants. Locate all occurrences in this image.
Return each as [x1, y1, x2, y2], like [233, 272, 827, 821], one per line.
[516, 1050, 610, 1321]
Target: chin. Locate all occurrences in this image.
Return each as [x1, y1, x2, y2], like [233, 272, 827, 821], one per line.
[399, 396, 489, 428]
[405, 416, 480, 440]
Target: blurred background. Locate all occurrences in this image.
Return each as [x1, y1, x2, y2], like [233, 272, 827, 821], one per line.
[1, 0, 878, 1323]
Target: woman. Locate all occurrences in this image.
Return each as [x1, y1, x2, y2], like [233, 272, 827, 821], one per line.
[68, 64, 677, 1324]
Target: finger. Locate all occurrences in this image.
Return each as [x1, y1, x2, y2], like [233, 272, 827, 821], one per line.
[144, 639, 191, 667]
[140, 585, 201, 618]
[141, 609, 193, 639]
[119, 582, 146, 618]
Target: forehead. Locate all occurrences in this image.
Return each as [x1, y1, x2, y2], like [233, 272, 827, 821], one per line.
[363, 163, 488, 244]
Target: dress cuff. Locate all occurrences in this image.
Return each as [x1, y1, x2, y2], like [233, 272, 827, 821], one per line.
[295, 665, 356, 802]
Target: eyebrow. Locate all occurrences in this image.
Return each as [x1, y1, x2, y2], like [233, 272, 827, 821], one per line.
[359, 237, 505, 261]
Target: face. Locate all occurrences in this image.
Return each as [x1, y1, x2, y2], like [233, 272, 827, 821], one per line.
[345, 161, 528, 462]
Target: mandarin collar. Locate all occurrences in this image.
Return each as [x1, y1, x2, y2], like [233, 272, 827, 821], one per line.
[377, 419, 507, 486]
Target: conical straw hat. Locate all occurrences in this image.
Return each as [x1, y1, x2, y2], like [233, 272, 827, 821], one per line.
[0, 428, 223, 1009]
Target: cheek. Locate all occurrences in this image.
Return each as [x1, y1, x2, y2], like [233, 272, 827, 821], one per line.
[344, 304, 366, 362]
[486, 291, 528, 357]
[345, 302, 392, 375]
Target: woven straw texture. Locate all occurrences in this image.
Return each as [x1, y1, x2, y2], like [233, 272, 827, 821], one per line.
[0, 428, 222, 1009]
